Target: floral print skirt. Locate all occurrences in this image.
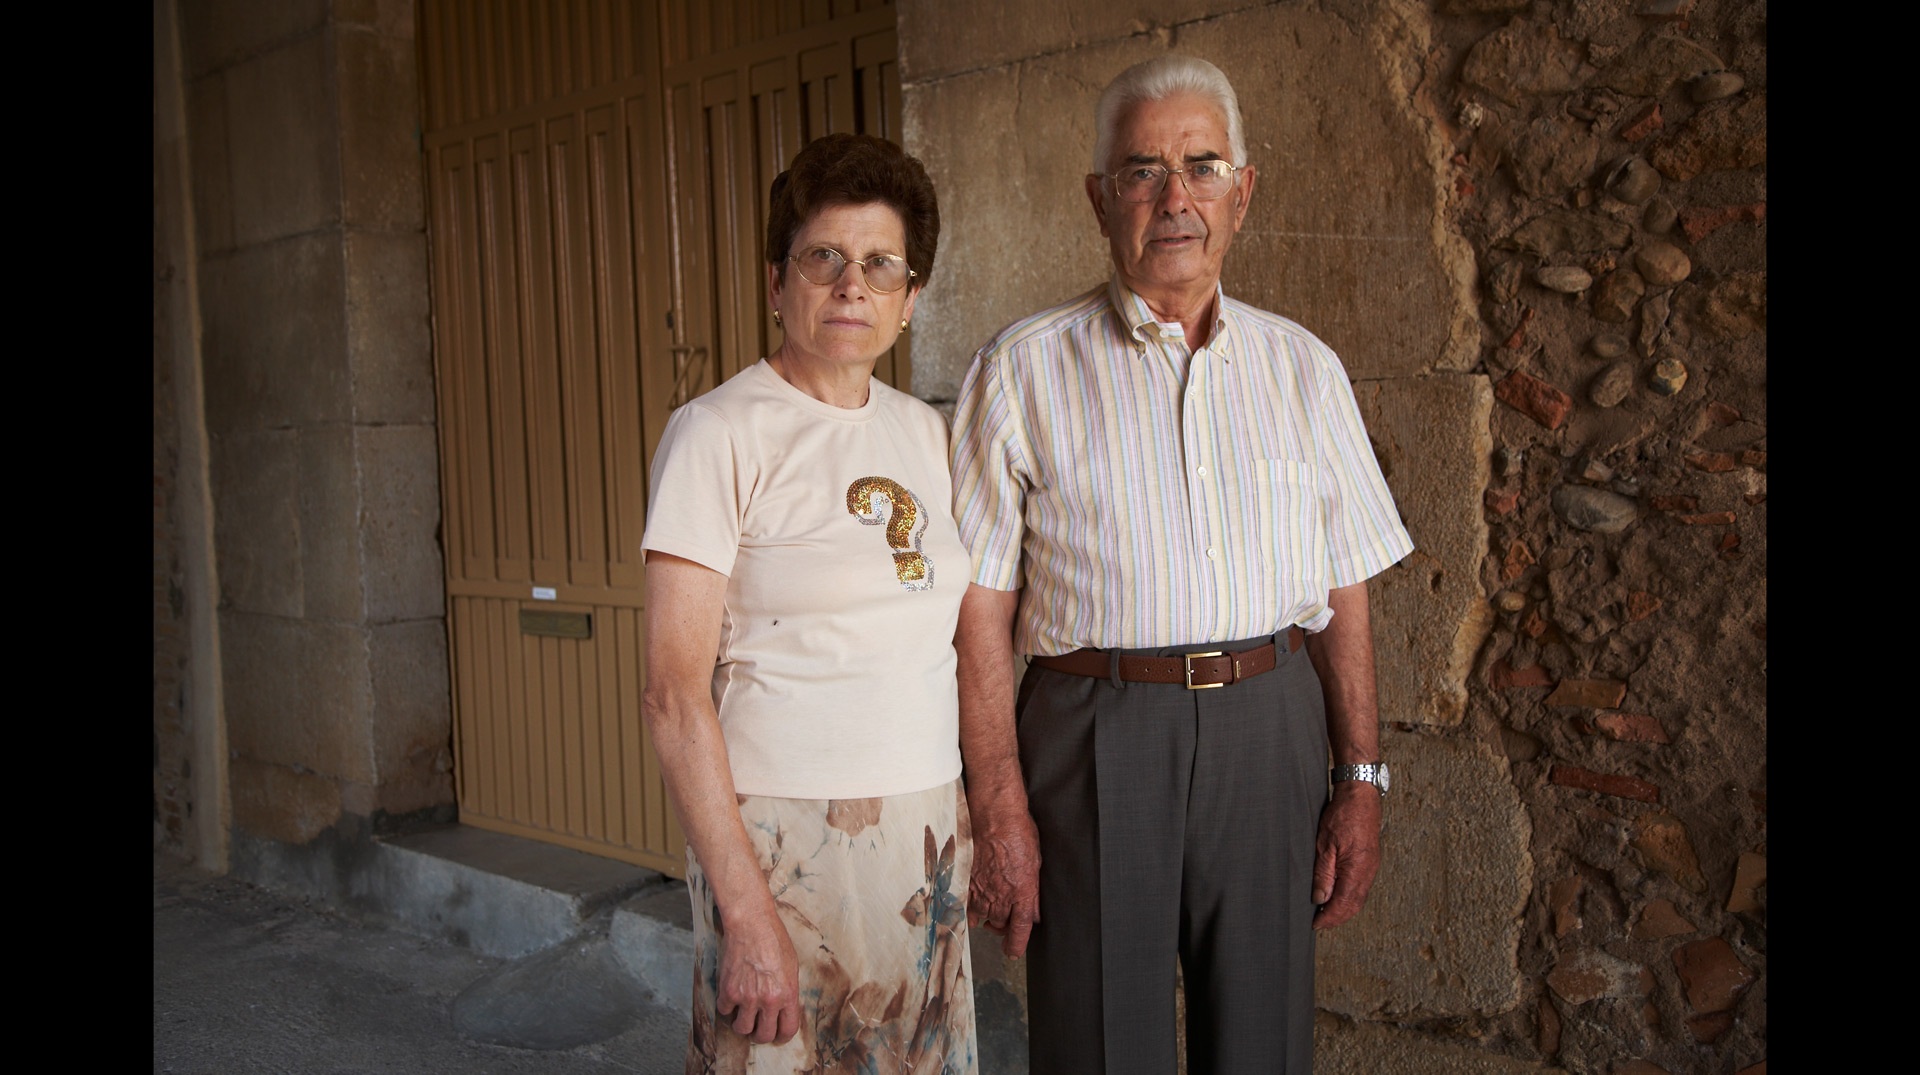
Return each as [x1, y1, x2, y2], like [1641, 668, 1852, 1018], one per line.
[685, 778, 977, 1075]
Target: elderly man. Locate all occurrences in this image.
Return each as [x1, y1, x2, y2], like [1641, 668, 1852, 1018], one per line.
[951, 55, 1413, 1073]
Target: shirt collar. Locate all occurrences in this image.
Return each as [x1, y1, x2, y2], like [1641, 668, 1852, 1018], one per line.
[1109, 275, 1229, 346]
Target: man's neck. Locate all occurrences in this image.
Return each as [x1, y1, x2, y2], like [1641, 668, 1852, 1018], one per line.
[1125, 276, 1220, 350]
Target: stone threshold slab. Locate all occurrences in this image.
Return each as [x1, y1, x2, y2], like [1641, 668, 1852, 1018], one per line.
[372, 825, 675, 960]
[231, 823, 701, 1015]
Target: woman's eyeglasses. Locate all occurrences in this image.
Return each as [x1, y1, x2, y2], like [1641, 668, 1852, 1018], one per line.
[787, 246, 917, 293]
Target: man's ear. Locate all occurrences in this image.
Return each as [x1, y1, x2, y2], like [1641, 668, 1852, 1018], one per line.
[1230, 164, 1257, 232]
[1084, 174, 1111, 238]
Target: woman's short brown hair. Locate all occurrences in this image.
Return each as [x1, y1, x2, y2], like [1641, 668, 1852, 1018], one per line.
[766, 133, 939, 287]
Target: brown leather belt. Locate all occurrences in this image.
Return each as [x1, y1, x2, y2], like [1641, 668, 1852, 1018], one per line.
[1031, 626, 1305, 689]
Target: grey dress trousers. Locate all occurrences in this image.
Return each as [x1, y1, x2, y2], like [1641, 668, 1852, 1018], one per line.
[1017, 631, 1329, 1075]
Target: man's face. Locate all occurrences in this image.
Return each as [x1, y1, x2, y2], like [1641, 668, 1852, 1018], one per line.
[1085, 93, 1257, 302]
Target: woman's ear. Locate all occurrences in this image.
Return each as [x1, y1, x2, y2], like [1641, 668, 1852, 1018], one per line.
[767, 260, 785, 317]
[901, 282, 920, 328]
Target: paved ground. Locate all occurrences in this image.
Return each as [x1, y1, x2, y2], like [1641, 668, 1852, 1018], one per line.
[154, 853, 692, 1074]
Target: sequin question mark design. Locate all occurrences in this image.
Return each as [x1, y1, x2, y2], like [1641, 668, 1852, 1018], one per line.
[845, 476, 934, 591]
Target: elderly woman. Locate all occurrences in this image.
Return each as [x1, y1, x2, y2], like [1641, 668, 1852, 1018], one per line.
[640, 133, 976, 1074]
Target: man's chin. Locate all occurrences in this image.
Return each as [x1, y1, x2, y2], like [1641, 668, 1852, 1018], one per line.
[1125, 256, 1215, 292]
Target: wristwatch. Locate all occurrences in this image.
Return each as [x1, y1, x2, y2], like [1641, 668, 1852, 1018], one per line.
[1331, 763, 1390, 798]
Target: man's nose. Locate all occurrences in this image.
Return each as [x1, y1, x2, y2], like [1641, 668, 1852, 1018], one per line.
[1155, 171, 1195, 213]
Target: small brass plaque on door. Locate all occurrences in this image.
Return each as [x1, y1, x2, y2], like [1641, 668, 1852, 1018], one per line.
[519, 609, 591, 639]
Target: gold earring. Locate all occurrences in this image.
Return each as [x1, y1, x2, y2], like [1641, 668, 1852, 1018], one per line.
[773, 310, 782, 326]
[900, 319, 909, 330]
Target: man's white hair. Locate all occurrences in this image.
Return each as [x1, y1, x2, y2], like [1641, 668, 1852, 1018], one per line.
[1091, 54, 1247, 175]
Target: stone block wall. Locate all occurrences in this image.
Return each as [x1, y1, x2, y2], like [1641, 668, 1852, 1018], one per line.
[900, 1, 1763, 1072]
[169, 0, 454, 853]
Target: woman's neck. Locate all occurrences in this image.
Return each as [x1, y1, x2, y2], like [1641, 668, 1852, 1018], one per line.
[766, 345, 873, 409]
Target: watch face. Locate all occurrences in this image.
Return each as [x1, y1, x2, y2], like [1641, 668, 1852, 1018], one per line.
[1376, 764, 1390, 793]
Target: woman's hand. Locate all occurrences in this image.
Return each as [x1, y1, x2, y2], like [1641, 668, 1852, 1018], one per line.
[716, 901, 802, 1045]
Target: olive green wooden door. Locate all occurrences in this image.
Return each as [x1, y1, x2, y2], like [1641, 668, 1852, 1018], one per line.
[420, 0, 903, 875]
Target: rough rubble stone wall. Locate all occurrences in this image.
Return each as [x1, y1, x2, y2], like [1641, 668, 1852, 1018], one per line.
[901, 1, 1763, 1073]
[1431, 2, 1766, 1072]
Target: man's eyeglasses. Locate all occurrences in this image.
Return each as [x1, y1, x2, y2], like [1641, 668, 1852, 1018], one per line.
[1100, 159, 1242, 203]
[786, 246, 918, 293]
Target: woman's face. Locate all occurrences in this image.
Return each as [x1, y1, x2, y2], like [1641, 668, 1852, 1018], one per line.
[769, 201, 919, 371]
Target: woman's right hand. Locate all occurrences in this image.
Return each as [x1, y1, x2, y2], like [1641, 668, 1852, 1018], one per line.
[716, 902, 802, 1045]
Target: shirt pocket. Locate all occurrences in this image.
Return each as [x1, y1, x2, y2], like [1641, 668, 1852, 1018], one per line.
[1254, 458, 1326, 587]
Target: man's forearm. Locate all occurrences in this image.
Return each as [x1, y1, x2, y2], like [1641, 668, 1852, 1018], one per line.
[1305, 581, 1382, 766]
[953, 582, 1042, 953]
[955, 583, 1028, 813]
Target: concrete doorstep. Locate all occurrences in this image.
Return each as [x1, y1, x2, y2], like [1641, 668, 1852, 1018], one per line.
[220, 822, 1028, 1070]
[230, 822, 697, 1050]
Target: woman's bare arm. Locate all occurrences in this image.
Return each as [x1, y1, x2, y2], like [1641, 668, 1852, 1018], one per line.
[642, 551, 799, 1046]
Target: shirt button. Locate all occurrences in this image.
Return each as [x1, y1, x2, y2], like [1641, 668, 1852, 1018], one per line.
[1206, 547, 1218, 559]
[1196, 465, 1208, 477]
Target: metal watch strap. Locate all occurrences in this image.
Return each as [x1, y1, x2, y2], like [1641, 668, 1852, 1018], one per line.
[1330, 762, 1389, 797]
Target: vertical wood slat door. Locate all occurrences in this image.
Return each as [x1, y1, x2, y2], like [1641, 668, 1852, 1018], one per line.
[424, 0, 679, 873]
[420, 1, 901, 877]
[656, 3, 905, 413]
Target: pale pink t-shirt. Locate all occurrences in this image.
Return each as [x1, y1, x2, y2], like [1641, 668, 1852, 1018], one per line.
[640, 360, 967, 800]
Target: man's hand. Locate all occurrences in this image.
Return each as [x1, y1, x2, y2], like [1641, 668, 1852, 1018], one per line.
[1311, 782, 1382, 929]
[1304, 581, 1385, 930]
[715, 903, 802, 1045]
[967, 805, 1042, 957]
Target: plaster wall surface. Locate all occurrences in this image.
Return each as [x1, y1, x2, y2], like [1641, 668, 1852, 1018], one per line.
[1314, 1012, 1567, 1074]
[903, 0, 1477, 406]
[1357, 373, 1495, 727]
[900, 2, 1516, 1056]
[1315, 728, 1530, 1017]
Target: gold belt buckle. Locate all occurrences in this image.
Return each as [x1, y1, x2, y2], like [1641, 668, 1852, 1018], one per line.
[1183, 651, 1226, 689]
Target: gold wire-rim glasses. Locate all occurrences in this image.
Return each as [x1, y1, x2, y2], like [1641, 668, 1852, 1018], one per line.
[1099, 159, 1242, 203]
[786, 246, 918, 293]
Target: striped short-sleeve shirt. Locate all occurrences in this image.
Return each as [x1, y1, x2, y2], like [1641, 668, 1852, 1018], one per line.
[951, 277, 1413, 657]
